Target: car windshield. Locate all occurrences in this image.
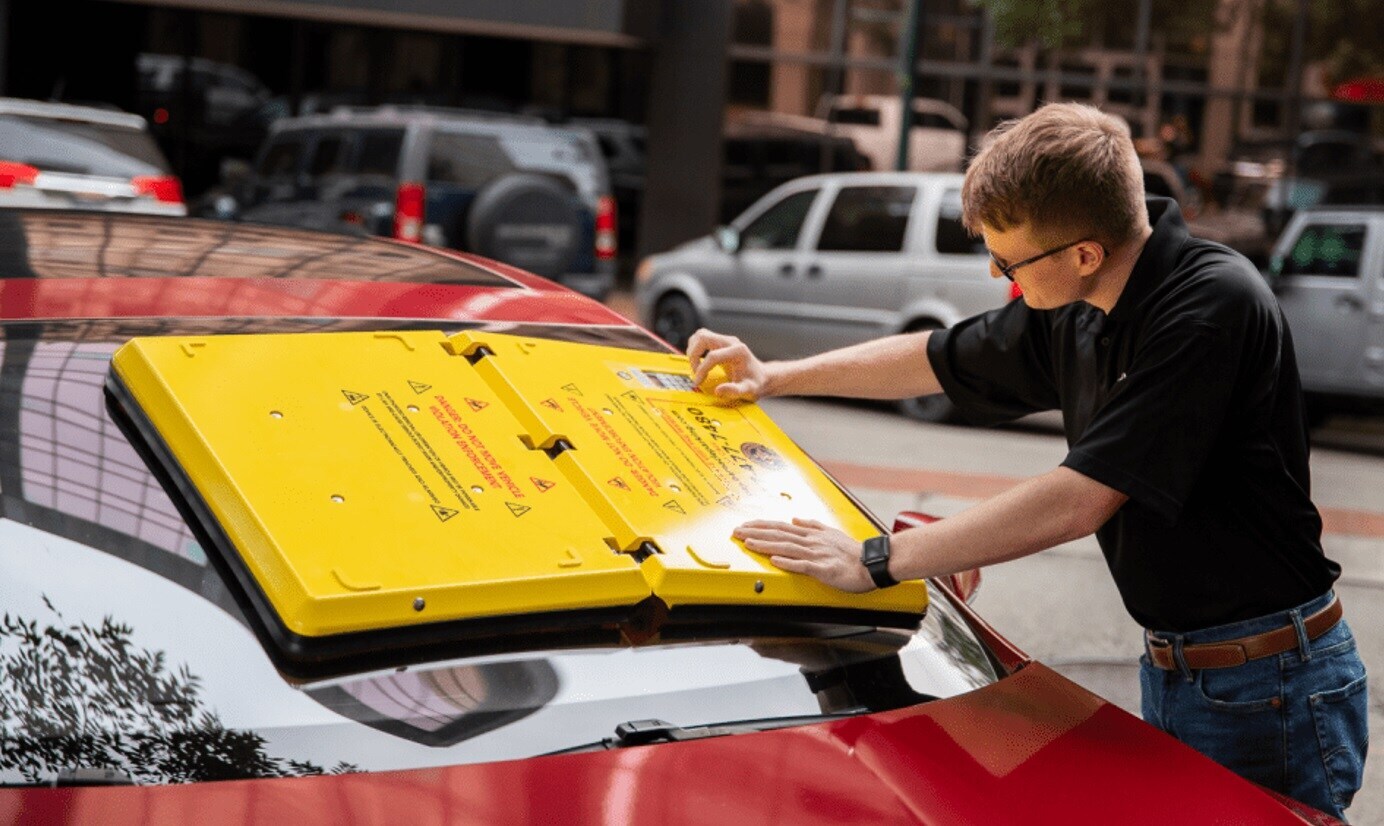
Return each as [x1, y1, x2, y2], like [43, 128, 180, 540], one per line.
[0, 115, 169, 177]
[0, 318, 998, 787]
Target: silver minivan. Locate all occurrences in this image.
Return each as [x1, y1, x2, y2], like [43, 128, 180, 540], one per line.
[635, 172, 1014, 420]
[1268, 206, 1384, 419]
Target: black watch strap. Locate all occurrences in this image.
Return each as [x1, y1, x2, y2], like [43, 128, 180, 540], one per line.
[860, 535, 898, 589]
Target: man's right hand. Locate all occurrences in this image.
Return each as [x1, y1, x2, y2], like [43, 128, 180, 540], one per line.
[687, 328, 771, 402]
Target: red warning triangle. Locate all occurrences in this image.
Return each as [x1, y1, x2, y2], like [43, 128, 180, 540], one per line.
[466, 397, 489, 411]
[540, 397, 563, 411]
[608, 476, 630, 491]
[531, 477, 557, 493]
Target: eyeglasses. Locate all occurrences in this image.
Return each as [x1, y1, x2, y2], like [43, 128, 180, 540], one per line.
[989, 238, 1094, 282]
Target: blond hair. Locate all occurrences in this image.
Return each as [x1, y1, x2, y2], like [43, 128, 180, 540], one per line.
[962, 103, 1148, 246]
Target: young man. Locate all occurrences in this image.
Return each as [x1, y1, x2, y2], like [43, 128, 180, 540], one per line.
[687, 103, 1367, 819]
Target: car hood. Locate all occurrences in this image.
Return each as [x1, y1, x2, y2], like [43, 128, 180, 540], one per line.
[5, 663, 1322, 825]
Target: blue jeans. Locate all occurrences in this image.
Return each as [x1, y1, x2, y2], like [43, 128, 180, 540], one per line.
[1140, 590, 1369, 821]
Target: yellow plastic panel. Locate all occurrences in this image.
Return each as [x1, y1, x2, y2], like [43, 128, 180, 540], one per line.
[447, 331, 928, 615]
[111, 331, 648, 638]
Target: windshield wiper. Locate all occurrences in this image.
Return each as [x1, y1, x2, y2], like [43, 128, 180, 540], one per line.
[543, 712, 863, 756]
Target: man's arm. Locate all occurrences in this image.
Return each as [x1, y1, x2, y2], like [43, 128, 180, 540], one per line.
[687, 328, 944, 402]
[733, 467, 1128, 592]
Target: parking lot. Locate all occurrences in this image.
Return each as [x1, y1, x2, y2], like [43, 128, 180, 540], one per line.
[607, 291, 1384, 823]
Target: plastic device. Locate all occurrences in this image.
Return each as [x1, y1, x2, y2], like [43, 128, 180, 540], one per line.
[106, 330, 927, 672]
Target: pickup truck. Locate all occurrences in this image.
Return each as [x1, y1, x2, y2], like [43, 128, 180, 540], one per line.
[1267, 205, 1384, 418]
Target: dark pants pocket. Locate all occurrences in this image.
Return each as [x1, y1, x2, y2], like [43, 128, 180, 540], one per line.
[1310, 672, 1369, 814]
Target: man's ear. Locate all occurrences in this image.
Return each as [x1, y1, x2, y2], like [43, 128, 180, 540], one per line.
[1076, 240, 1105, 276]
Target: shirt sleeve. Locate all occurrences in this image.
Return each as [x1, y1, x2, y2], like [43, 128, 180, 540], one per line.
[1061, 317, 1245, 523]
[926, 300, 1061, 426]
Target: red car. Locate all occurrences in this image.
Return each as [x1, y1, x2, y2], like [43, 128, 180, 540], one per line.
[0, 211, 1340, 825]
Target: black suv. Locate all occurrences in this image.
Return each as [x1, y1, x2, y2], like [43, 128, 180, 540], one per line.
[235, 106, 617, 298]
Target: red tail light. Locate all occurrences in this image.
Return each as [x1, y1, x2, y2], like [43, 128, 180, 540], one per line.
[132, 175, 184, 204]
[394, 182, 425, 243]
[1009, 281, 1023, 301]
[595, 195, 617, 260]
[0, 161, 39, 189]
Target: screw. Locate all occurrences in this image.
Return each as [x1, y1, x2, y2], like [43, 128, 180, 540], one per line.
[413, 597, 426, 612]
[754, 581, 765, 594]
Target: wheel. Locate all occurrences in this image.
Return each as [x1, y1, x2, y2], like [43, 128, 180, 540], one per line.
[651, 293, 701, 351]
[896, 321, 959, 423]
[465, 174, 583, 279]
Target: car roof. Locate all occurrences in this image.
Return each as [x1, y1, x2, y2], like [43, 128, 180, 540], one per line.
[781, 170, 967, 188]
[271, 106, 559, 136]
[0, 97, 148, 130]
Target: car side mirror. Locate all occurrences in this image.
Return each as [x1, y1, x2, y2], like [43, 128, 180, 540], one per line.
[714, 226, 741, 255]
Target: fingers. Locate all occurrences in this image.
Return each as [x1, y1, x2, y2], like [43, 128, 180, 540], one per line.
[692, 342, 752, 389]
[686, 328, 731, 372]
[737, 520, 814, 537]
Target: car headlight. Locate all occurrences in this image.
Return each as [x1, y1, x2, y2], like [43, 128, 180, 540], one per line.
[635, 257, 655, 284]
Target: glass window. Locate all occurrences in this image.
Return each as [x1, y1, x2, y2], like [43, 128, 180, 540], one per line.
[740, 189, 817, 251]
[0, 116, 169, 177]
[357, 130, 404, 177]
[307, 134, 349, 177]
[935, 188, 984, 255]
[1281, 224, 1366, 278]
[426, 133, 514, 189]
[815, 186, 916, 253]
[257, 135, 305, 179]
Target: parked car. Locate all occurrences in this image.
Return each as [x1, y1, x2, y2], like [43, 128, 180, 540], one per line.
[637, 172, 1014, 422]
[1266, 205, 1384, 421]
[1262, 130, 1384, 238]
[231, 105, 618, 299]
[816, 93, 969, 173]
[0, 98, 185, 216]
[0, 209, 1340, 825]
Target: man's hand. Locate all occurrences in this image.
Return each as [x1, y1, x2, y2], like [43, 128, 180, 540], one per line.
[686, 329, 770, 402]
[732, 518, 875, 593]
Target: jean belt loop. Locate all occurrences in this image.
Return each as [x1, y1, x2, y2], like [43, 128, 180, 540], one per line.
[1290, 606, 1311, 661]
[1172, 635, 1193, 682]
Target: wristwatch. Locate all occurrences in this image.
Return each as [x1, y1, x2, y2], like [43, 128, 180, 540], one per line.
[860, 535, 898, 589]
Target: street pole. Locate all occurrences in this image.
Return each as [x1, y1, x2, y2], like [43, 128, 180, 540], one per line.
[894, 0, 922, 171]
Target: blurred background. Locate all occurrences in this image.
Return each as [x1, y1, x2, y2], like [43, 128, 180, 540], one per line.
[3, 0, 1380, 288]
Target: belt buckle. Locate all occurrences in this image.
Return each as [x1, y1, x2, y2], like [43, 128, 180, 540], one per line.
[1145, 631, 1172, 650]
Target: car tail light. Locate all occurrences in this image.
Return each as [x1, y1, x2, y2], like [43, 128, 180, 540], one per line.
[394, 182, 425, 243]
[1009, 281, 1023, 301]
[132, 175, 184, 204]
[595, 195, 617, 260]
[0, 161, 39, 189]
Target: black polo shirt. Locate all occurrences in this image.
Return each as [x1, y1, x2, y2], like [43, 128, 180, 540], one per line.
[926, 197, 1339, 631]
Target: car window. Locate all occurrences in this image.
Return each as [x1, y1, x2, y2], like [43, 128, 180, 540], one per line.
[308, 134, 350, 177]
[427, 133, 514, 189]
[356, 130, 404, 177]
[815, 185, 916, 253]
[1281, 223, 1366, 278]
[0, 116, 169, 177]
[740, 189, 818, 250]
[935, 187, 984, 255]
[257, 135, 305, 179]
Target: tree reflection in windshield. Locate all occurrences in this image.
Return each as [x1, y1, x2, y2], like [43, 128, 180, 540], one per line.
[0, 596, 355, 785]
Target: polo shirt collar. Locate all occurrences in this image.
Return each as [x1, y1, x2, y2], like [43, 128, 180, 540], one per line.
[1107, 196, 1186, 323]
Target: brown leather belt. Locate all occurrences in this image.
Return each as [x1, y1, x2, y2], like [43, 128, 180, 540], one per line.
[1146, 596, 1342, 671]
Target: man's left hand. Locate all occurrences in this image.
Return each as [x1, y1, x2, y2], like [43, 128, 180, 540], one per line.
[732, 518, 875, 593]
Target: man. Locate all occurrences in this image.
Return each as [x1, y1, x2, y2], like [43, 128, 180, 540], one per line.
[688, 103, 1367, 819]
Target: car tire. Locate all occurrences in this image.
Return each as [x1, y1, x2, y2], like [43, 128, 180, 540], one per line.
[897, 321, 959, 424]
[466, 174, 584, 280]
[652, 292, 701, 352]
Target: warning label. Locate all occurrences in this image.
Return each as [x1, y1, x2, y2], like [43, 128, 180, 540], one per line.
[355, 390, 479, 518]
[342, 389, 369, 405]
[408, 380, 433, 394]
[570, 396, 661, 497]
[507, 502, 532, 518]
[466, 398, 489, 412]
[429, 395, 526, 501]
[531, 477, 556, 492]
